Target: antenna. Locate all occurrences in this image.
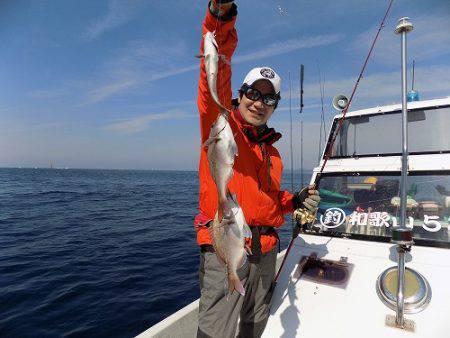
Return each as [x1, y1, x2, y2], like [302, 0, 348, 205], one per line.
[299, 64, 304, 114]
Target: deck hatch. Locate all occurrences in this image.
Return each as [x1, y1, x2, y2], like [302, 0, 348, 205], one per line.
[294, 255, 354, 289]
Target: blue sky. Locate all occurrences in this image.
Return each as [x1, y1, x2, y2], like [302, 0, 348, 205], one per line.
[1, 0, 449, 170]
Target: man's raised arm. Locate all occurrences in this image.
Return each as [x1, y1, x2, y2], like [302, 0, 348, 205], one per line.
[197, 1, 238, 144]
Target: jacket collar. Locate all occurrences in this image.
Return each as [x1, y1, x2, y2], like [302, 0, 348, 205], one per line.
[232, 108, 282, 146]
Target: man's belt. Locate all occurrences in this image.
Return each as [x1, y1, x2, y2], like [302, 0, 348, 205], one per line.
[204, 221, 274, 234]
[200, 226, 276, 256]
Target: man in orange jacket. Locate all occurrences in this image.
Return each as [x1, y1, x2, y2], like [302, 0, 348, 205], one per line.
[195, 1, 320, 337]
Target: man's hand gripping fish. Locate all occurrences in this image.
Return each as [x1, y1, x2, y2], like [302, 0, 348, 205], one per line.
[202, 31, 251, 296]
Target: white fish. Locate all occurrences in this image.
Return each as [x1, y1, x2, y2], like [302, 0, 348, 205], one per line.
[201, 31, 230, 112]
[210, 193, 252, 296]
[204, 112, 237, 218]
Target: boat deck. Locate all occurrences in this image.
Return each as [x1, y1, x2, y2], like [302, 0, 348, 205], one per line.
[263, 234, 450, 338]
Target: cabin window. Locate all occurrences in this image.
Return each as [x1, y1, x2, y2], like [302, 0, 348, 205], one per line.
[331, 106, 450, 157]
[314, 173, 450, 246]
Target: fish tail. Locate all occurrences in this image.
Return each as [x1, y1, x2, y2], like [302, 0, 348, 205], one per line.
[228, 272, 245, 296]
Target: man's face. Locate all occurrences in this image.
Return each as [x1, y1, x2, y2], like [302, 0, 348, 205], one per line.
[238, 79, 276, 127]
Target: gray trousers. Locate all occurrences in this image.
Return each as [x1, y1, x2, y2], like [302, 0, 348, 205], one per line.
[197, 246, 277, 338]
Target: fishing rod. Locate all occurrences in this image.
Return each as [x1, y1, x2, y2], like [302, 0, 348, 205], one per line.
[274, 0, 395, 284]
[288, 71, 296, 232]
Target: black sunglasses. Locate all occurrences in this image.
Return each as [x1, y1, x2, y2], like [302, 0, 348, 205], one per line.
[240, 84, 280, 107]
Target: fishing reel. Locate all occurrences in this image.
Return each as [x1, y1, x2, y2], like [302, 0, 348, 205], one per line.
[293, 208, 316, 225]
[293, 208, 317, 235]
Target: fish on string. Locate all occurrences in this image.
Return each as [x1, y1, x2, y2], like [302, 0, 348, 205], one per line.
[200, 30, 251, 297]
[201, 31, 235, 217]
[210, 193, 252, 297]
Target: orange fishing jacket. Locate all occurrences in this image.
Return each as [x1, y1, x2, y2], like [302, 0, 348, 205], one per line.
[195, 5, 294, 253]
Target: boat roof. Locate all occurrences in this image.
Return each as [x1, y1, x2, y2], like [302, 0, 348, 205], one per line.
[313, 153, 450, 174]
[334, 96, 450, 119]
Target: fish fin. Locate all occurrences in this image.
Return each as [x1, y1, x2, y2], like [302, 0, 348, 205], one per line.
[239, 253, 247, 268]
[228, 272, 245, 296]
[216, 217, 233, 228]
[243, 223, 252, 238]
[244, 243, 253, 256]
[195, 53, 204, 59]
[218, 199, 232, 220]
[203, 136, 220, 148]
[230, 139, 238, 158]
[224, 265, 230, 301]
[211, 33, 218, 48]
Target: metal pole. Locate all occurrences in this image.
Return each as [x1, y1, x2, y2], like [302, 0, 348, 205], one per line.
[394, 16, 414, 328]
[396, 247, 406, 324]
[399, 21, 409, 231]
[300, 120, 304, 187]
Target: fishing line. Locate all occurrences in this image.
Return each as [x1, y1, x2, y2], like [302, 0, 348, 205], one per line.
[299, 65, 304, 188]
[317, 0, 395, 180]
[289, 71, 294, 193]
[289, 71, 295, 230]
[316, 60, 325, 164]
[274, 0, 395, 284]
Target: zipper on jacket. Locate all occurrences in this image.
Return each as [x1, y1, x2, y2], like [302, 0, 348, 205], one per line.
[258, 143, 272, 188]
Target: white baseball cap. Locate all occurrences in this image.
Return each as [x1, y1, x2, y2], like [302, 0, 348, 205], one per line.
[242, 67, 281, 94]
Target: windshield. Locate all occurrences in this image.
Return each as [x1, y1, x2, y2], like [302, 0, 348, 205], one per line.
[331, 106, 450, 157]
[313, 173, 450, 247]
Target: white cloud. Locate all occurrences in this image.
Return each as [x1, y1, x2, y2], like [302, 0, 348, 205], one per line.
[234, 34, 345, 64]
[84, 38, 195, 104]
[83, 0, 142, 41]
[27, 88, 66, 99]
[103, 109, 192, 134]
[292, 64, 450, 110]
[350, 14, 450, 66]
[87, 79, 137, 104]
[85, 33, 344, 104]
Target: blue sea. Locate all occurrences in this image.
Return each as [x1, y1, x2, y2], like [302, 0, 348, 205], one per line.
[0, 168, 308, 338]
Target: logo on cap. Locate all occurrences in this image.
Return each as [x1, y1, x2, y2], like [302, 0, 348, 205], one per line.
[260, 68, 275, 79]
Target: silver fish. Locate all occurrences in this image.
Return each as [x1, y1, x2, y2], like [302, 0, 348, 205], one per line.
[210, 193, 252, 296]
[202, 31, 229, 111]
[204, 112, 237, 218]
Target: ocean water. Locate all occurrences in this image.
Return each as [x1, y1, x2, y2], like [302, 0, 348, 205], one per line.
[0, 168, 309, 338]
